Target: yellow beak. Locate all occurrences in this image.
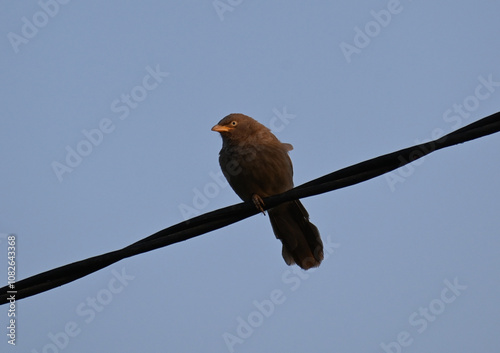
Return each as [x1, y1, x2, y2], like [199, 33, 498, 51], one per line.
[211, 124, 232, 133]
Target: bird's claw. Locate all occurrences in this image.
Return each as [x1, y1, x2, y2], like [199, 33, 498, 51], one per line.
[252, 194, 266, 215]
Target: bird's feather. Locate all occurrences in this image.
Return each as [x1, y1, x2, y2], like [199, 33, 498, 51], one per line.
[269, 200, 323, 269]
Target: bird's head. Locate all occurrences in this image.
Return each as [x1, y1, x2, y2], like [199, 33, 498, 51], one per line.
[211, 113, 270, 144]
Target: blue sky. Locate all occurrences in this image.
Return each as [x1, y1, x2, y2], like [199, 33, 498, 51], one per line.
[1, 1, 500, 352]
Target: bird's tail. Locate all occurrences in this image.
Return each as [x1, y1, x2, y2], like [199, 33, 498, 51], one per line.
[268, 200, 323, 270]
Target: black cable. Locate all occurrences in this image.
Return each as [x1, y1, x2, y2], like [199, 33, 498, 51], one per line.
[1, 111, 499, 304]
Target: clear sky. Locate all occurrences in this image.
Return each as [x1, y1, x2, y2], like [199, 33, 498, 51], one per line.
[1, 1, 500, 352]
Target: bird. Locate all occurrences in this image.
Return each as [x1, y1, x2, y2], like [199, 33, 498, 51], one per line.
[211, 113, 323, 270]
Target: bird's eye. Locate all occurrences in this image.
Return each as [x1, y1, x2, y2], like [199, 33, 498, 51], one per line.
[231, 121, 238, 126]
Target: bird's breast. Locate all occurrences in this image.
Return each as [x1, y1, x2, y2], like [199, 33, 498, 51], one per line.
[219, 143, 293, 201]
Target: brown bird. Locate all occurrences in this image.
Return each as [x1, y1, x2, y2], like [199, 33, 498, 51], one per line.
[212, 113, 323, 270]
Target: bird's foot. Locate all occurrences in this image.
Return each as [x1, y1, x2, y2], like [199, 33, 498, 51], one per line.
[251, 194, 266, 215]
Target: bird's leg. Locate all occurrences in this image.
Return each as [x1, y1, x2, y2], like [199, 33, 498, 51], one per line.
[251, 194, 266, 215]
